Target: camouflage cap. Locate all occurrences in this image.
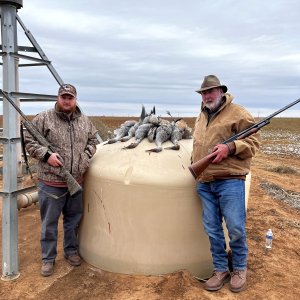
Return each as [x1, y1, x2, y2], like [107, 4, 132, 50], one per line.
[58, 84, 77, 97]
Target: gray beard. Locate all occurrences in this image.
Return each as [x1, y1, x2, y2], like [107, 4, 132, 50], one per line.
[204, 96, 223, 112]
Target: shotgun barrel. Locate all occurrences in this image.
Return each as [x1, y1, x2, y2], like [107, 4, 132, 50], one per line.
[189, 97, 300, 179]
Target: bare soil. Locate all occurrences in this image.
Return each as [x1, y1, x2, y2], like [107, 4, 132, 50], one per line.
[0, 117, 299, 300]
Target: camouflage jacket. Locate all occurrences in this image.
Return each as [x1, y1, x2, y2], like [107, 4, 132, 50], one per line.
[192, 93, 261, 182]
[24, 104, 99, 184]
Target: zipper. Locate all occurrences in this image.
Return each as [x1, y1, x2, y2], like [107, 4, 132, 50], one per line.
[69, 121, 74, 174]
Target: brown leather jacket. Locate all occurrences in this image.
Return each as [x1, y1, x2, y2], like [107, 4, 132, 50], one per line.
[25, 104, 99, 184]
[192, 93, 260, 182]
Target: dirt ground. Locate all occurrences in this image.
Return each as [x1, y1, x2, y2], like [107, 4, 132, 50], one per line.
[0, 119, 300, 300]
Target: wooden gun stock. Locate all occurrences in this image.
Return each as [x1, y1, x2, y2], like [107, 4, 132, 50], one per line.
[188, 97, 300, 180]
[188, 155, 215, 180]
[188, 127, 260, 180]
[189, 127, 262, 179]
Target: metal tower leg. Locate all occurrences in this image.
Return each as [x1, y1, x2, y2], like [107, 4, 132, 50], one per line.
[0, 1, 21, 281]
[0, 0, 67, 281]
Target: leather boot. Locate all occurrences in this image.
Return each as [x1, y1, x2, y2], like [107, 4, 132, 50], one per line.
[41, 262, 54, 277]
[64, 253, 81, 266]
[229, 269, 247, 292]
[204, 271, 230, 291]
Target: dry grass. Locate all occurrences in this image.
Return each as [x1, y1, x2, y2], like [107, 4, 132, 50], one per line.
[257, 117, 300, 132]
[267, 165, 298, 174]
[260, 181, 300, 210]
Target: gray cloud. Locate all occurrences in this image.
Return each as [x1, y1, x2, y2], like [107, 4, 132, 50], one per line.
[1, 0, 300, 117]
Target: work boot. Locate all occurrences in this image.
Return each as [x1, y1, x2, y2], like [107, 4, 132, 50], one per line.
[41, 261, 54, 277]
[229, 269, 247, 292]
[204, 271, 230, 291]
[64, 253, 81, 266]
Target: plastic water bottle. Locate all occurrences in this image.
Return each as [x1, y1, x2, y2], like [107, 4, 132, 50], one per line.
[265, 229, 273, 249]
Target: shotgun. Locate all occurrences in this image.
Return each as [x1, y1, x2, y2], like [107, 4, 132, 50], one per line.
[189, 97, 300, 179]
[0, 89, 82, 196]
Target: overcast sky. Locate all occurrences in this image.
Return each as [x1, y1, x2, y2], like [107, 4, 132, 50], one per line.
[1, 0, 300, 117]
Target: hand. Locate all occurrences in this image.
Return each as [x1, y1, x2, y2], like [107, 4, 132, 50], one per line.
[208, 144, 230, 164]
[47, 153, 64, 167]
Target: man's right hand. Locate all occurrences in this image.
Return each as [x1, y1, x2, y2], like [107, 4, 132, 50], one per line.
[47, 153, 64, 167]
[209, 144, 230, 163]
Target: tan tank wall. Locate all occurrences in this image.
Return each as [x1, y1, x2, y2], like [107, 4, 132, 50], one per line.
[79, 139, 250, 278]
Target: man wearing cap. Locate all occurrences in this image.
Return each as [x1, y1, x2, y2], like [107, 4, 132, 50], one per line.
[192, 75, 260, 292]
[25, 84, 99, 277]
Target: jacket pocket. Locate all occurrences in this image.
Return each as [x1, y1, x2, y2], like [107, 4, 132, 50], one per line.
[41, 161, 64, 176]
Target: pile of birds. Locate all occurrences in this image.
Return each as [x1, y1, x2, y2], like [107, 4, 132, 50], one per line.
[104, 105, 192, 153]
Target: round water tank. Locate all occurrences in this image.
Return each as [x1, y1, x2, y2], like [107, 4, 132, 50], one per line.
[79, 139, 250, 278]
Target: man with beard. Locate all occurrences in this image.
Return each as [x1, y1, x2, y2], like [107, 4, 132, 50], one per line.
[25, 84, 99, 277]
[192, 75, 260, 292]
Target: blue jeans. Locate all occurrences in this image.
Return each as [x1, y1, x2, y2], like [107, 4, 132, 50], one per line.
[197, 179, 247, 272]
[37, 181, 83, 263]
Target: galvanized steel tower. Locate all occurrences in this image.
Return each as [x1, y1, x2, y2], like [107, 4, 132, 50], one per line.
[0, 0, 64, 280]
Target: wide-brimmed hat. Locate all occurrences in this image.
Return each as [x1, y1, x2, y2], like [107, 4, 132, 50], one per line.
[195, 75, 227, 94]
[58, 84, 77, 97]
